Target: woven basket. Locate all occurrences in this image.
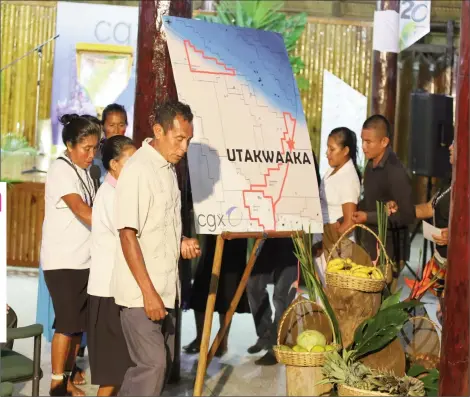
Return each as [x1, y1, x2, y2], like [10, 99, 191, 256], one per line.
[273, 297, 339, 367]
[405, 316, 441, 370]
[338, 377, 424, 396]
[325, 224, 389, 293]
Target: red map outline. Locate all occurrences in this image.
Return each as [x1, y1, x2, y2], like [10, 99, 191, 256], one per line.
[184, 40, 236, 76]
[242, 112, 297, 230]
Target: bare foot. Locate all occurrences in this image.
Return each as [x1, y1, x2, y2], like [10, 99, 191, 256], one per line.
[72, 367, 86, 385]
[67, 379, 85, 397]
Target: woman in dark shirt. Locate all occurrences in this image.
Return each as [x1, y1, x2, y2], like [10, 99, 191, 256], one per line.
[387, 142, 454, 323]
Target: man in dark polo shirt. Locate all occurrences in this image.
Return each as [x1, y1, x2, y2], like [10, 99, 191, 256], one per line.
[352, 115, 415, 291]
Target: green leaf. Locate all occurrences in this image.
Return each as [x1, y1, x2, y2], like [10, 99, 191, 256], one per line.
[407, 364, 427, 378]
[235, 1, 246, 27]
[214, 2, 235, 25]
[352, 301, 422, 359]
[292, 231, 342, 347]
[296, 75, 309, 91]
[409, 367, 439, 396]
[254, 0, 284, 26]
[353, 311, 409, 359]
[380, 288, 402, 310]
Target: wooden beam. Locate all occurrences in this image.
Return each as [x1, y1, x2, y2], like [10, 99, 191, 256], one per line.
[439, 0, 470, 395]
[133, 0, 191, 147]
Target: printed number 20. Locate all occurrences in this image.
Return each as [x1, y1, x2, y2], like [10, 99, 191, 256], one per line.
[400, 0, 428, 23]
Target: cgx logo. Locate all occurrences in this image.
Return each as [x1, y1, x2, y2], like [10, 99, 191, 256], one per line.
[196, 206, 242, 232]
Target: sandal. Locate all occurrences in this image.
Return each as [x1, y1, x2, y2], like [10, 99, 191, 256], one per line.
[49, 374, 70, 396]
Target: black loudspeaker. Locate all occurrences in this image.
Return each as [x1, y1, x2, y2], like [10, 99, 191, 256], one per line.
[409, 91, 454, 178]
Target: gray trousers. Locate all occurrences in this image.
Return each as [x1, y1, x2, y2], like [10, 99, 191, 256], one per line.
[247, 265, 297, 346]
[119, 307, 176, 396]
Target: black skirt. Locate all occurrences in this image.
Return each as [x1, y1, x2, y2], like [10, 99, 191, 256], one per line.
[43, 269, 89, 334]
[189, 236, 250, 314]
[88, 295, 134, 386]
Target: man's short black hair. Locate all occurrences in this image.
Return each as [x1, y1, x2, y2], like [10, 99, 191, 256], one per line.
[362, 114, 392, 141]
[150, 101, 194, 132]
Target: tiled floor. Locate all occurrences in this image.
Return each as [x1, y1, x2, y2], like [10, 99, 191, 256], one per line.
[6, 234, 439, 396]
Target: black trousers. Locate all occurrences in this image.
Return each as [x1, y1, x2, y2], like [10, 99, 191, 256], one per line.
[246, 265, 297, 347]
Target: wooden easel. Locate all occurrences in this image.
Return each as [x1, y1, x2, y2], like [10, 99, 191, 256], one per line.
[193, 230, 302, 396]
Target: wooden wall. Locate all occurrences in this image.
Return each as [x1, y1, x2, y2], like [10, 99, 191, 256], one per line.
[7, 183, 45, 267]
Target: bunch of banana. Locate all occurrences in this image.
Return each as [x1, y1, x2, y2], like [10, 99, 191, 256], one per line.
[327, 258, 384, 280]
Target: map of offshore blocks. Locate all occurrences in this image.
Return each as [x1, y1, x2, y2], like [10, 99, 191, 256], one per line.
[164, 16, 323, 235]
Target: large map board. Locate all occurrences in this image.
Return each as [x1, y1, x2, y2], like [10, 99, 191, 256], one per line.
[164, 17, 323, 234]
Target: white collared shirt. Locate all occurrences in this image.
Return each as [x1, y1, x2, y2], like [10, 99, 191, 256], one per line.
[112, 139, 182, 309]
[40, 154, 95, 271]
[88, 174, 117, 297]
[319, 159, 360, 224]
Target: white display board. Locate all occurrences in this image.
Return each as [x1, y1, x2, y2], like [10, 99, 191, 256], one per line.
[319, 70, 368, 177]
[164, 17, 323, 234]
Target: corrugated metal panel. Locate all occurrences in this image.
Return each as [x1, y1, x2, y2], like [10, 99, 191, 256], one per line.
[295, 17, 374, 154]
[1, 1, 57, 146]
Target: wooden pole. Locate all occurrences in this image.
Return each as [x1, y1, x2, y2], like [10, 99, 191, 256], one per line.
[439, 1, 470, 395]
[193, 234, 225, 396]
[371, 0, 399, 139]
[132, 0, 192, 383]
[206, 237, 265, 366]
[193, 231, 303, 396]
[132, 0, 192, 148]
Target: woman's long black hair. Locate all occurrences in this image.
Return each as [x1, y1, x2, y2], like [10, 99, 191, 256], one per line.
[329, 127, 362, 182]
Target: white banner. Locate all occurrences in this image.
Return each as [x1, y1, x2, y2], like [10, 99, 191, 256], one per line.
[399, 0, 431, 51]
[372, 1, 431, 53]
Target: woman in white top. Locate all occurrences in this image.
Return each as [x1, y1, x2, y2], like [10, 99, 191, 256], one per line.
[315, 127, 362, 283]
[40, 114, 101, 396]
[88, 135, 136, 396]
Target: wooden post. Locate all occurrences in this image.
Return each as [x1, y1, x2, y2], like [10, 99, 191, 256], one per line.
[133, 0, 192, 148]
[439, 1, 470, 395]
[193, 231, 302, 396]
[132, 0, 192, 383]
[206, 237, 265, 366]
[193, 234, 225, 396]
[371, 0, 399, 138]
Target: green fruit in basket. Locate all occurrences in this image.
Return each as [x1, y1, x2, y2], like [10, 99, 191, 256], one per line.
[310, 345, 325, 353]
[292, 345, 308, 352]
[296, 330, 326, 351]
[324, 345, 335, 352]
[278, 345, 292, 351]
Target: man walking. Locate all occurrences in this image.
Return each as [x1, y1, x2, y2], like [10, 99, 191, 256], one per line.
[112, 101, 201, 396]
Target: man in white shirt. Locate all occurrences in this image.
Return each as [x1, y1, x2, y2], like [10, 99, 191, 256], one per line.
[112, 101, 201, 396]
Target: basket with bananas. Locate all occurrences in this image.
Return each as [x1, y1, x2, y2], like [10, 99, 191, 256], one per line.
[328, 258, 384, 280]
[325, 225, 389, 293]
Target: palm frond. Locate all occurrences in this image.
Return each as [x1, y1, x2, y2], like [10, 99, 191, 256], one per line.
[292, 230, 342, 346]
